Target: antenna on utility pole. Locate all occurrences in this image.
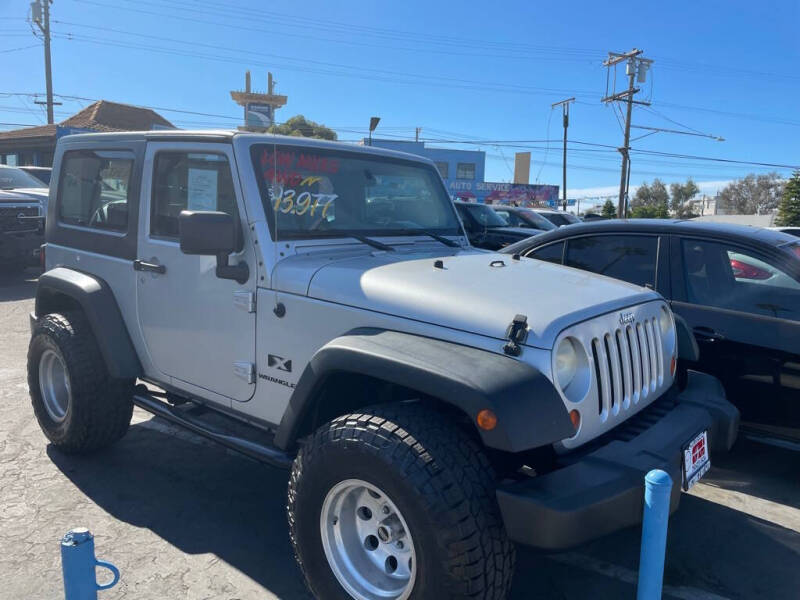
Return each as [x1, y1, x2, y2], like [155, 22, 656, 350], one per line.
[30, 0, 59, 124]
[602, 49, 653, 218]
[551, 97, 575, 212]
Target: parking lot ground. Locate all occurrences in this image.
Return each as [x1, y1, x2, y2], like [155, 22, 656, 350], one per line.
[2, 269, 799, 599]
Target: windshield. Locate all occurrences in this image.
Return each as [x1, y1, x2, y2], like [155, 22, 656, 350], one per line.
[541, 211, 579, 226]
[0, 166, 46, 190]
[517, 209, 557, 230]
[459, 203, 508, 227]
[251, 144, 461, 240]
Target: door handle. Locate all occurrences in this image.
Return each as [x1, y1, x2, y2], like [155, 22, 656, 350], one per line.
[693, 326, 725, 342]
[133, 259, 166, 274]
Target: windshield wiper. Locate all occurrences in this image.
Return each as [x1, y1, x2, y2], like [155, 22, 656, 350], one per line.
[351, 234, 395, 252]
[416, 230, 460, 248]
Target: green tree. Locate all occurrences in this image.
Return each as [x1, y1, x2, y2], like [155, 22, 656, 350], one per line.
[717, 173, 784, 214]
[630, 179, 669, 218]
[775, 170, 800, 226]
[267, 115, 337, 140]
[601, 199, 617, 218]
[669, 178, 700, 218]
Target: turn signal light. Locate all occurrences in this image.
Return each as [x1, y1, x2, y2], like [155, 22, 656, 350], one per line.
[476, 409, 498, 431]
[569, 409, 581, 431]
[670, 356, 677, 376]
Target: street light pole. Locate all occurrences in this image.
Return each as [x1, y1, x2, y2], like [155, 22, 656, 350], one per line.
[368, 116, 380, 146]
[552, 98, 575, 212]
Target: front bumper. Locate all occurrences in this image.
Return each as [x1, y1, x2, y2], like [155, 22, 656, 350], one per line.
[0, 228, 43, 265]
[496, 370, 739, 551]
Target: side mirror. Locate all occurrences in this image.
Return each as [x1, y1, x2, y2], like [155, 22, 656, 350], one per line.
[179, 210, 249, 284]
[179, 210, 235, 255]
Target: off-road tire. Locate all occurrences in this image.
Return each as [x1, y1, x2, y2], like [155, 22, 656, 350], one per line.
[288, 403, 515, 600]
[28, 311, 134, 453]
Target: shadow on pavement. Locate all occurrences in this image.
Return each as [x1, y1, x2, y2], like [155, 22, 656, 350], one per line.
[48, 420, 313, 600]
[48, 418, 800, 600]
[0, 267, 39, 302]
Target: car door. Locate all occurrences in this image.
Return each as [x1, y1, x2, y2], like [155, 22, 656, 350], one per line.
[670, 236, 800, 428]
[135, 142, 257, 405]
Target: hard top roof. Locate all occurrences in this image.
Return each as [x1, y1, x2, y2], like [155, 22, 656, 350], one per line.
[56, 129, 437, 164]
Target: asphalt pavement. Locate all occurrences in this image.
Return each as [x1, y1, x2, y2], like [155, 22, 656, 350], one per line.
[1, 268, 799, 599]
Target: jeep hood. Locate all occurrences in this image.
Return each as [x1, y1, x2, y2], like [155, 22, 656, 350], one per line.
[275, 249, 659, 349]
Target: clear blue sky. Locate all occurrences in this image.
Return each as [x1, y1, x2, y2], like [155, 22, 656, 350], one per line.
[2, 0, 798, 200]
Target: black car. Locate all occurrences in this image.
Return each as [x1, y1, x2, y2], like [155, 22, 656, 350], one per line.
[503, 219, 800, 434]
[492, 205, 556, 233]
[454, 201, 538, 250]
[0, 166, 48, 269]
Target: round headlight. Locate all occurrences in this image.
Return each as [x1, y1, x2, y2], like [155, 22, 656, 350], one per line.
[555, 338, 578, 389]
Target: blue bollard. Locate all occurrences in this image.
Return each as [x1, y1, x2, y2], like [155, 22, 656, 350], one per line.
[637, 469, 673, 600]
[61, 528, 120, 600]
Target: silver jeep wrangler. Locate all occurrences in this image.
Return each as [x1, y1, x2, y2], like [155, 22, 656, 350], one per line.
[29, 130, 738, 600]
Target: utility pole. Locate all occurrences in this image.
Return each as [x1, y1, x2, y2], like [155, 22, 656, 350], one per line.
[31, 0, 58, 124]
[415, 127, 421, 142]
[552, 97, 575, 212]
[602, 49, 652, 217]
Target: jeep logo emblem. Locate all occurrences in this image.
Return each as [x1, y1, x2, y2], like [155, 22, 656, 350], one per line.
[619, 312, 635, 326]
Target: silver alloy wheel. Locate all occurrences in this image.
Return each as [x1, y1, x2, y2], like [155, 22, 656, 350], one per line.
[38, 348, 71, 423]
[320, 479, 417, 600]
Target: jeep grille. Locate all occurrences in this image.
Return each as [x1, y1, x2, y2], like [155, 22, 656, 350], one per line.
[554, 301, 676, 451]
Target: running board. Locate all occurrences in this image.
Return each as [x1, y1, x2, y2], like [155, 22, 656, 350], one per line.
[132, 392, 294, 469]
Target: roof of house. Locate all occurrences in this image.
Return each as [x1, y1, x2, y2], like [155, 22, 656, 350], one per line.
[0, 100, 174, 141]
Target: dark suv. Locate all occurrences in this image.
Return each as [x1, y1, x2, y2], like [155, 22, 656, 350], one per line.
[503, 219, 800, 435]
[0, 165, 48, 269]
[454, 201, 538, 250]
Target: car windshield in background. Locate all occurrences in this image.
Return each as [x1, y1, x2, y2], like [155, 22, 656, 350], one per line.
[784, 241, 800, 260]
[0, 166, 47, 190]
[542, 212, 580, 226]
[462, 203, 508, 227]
[250, 144, 461, 240]
[518, 209, 557, 230]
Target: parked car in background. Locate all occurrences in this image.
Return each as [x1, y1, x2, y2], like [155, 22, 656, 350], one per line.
[532, 208, 581, 227]
[492, 205, 556, 233]
[454, 201, 539, 250]
[503, 220, 800, 437]
[771, 226, 800, 238]
[18, 166, 52, 186]
[0, 165, 48, 270]
[581, 212, 607, 221]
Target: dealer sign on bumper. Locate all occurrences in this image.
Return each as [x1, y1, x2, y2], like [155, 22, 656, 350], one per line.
[683, 430, 711, 490]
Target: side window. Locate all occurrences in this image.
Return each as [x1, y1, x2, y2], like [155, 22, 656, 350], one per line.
[528, 241, 564, 264]
[565, 235, 658, 287]
[151, 152, 237, 239]
[58, 150, 134, 232]
[455, 204, 474, 231]
[682, 239, 800, 320]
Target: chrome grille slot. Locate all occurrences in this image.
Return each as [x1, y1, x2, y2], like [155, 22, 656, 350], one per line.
[616, 329, 632, 409]
[605, 333, 623, 415]
[592, 338, 611, 420]
[636, 323, 650, 397]
[626, 325, 642, 404]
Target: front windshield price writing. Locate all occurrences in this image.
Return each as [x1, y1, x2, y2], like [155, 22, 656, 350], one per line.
[269, 185, 336, 218]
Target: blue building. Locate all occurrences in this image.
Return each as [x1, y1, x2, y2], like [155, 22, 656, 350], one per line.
[363, 139, 485, 201]
[363, 138, 559, 206]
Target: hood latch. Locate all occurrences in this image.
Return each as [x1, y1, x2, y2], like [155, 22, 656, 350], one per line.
[503, 314, 528, 357]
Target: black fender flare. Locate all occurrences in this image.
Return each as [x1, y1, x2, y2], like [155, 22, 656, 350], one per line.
[35, 267, 142, 379]
[274, 328, 574, 453]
